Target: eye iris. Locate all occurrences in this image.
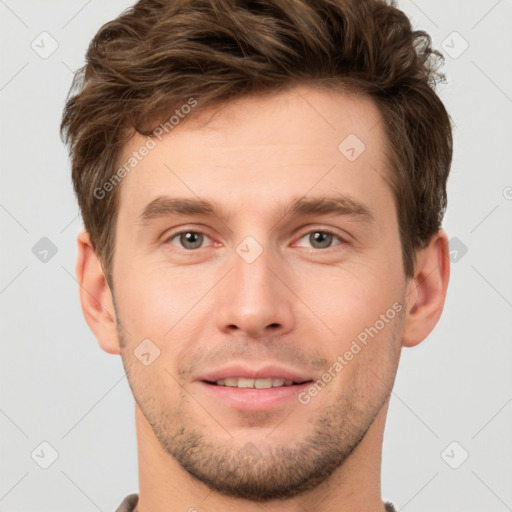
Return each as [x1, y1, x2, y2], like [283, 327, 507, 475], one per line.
[310, 231, 332, 249]
[176, 232, 335, 250]
[180, 232, 203, 249]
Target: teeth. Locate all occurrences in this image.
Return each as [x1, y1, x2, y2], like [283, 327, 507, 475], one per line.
[215, 377, 296, 388]
[238, 377, 254, 388]
[255, 378, 272, 389]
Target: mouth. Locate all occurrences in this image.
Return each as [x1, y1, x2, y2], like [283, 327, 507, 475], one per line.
[204, 377, 310, 389]
[196, 366, 314, 410]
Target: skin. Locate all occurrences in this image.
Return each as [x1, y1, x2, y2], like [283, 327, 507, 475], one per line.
[76, 85, 450, 512]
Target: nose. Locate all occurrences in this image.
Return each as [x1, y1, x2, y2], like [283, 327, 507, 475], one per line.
[215, 243, 295, 339]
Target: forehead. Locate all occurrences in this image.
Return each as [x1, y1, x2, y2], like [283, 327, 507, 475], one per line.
[116, 85, 391, 223]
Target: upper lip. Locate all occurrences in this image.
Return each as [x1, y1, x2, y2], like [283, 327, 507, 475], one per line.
[197, 364, 313, 384]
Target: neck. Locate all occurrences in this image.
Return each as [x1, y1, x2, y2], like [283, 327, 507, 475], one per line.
[134, 400, 390, 512]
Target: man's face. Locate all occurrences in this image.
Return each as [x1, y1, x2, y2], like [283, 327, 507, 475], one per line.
[112, 85, 409, 500]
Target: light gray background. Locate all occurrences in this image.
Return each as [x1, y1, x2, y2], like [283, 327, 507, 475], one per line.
[1, 1, 511, 511]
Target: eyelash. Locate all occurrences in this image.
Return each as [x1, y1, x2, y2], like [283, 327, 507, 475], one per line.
[163, 228, 346, 251]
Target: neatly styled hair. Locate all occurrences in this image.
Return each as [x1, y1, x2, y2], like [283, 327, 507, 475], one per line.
[61, 0, 452, 284]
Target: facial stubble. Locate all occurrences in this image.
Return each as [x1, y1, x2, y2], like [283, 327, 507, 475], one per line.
[114, 298, 404, 501]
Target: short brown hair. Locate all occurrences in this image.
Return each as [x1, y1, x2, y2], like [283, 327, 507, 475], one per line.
[60, 0, 452, 284]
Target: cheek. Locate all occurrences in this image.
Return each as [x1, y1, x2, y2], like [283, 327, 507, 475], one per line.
[295, 262, 402, 346]
[115, 264, 217, 344]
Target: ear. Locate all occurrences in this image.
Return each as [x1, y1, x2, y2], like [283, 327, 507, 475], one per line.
[76, 230, 121, 355]
[402, 229, 450, 348]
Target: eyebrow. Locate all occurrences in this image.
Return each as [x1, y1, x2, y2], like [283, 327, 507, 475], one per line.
[136, 194, 375, 225]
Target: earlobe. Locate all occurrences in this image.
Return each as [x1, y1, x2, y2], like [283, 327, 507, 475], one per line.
[76, 230, 121, 355]
[402, 230, 450, 348]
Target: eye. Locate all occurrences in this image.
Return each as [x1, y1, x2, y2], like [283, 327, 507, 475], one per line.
[163, 228, 344, 252]
[295, 229, 345, 250]
[166, 230, 212, 250]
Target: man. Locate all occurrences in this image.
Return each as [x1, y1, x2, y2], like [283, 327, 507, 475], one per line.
[61, 0, 452, 510]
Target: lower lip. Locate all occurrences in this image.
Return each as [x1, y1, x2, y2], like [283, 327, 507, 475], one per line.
[196, 381, 312, 411]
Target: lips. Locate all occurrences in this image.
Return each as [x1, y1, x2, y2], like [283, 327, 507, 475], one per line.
[212, 377, 297, 388]
[196, 365, 314, 411]
[198, 365, 313, 388]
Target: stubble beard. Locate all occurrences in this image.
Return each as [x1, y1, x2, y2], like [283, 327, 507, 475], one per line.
[115, 300, 403, 501]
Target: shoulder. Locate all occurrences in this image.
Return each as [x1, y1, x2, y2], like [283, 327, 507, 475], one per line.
[115, 493, 139, 512]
